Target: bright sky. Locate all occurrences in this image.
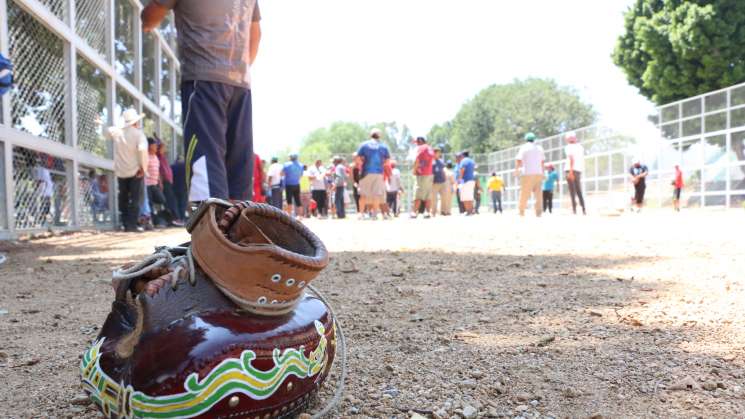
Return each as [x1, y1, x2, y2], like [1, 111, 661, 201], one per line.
[251, 0, 657, 157]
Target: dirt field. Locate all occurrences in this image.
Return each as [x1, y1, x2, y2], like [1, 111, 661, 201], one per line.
[1, 210, 744, 418]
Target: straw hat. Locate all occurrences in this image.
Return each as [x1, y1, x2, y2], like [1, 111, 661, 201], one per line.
[122, 108, 145, 126]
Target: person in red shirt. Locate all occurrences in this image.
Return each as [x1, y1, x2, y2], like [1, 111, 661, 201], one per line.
[253, 153, 265, 203]
[673, 164, 684, 212]
[411, 137, 434, 218]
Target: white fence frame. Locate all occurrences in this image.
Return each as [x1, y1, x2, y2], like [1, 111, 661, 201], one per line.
[0, 0, 181, 239]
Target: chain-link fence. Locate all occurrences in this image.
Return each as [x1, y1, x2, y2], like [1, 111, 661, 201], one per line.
[0, 0, 182, 239]
[9, 2, 67, 144]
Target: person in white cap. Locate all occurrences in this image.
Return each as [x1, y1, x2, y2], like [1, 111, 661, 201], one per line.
[102, 109, 149, 232]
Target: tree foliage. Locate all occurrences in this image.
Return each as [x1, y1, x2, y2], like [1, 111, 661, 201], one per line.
[613, 0, 745, 105]
[433, 78, 596, 154]
[297, 121, 412, 162]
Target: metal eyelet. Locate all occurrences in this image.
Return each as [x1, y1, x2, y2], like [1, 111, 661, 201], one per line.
[286, 278, 296, 287]
[257, 296, 268, 305]
[298, 281, 306, 288]
[271, 300, 278, 305]
[271, 274, 281, 283]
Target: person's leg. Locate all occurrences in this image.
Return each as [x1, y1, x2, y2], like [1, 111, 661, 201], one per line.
[533, 175, 543, 217]
[442, 188, 452, 215]
[129, 178, 143, 230]
[542, 191, 549, 213]
[496, 191, 502, 213]
[311, 190, 321, 217]
[285, 187, 294, 215]
[174, 184, 187, 221]
[118, 177, 129, 229]
[321, 190, 329, 217]
[224, 87, 253, 201]
[518, 176, 530, 216]
[566, 172, 577, 214]
[575, 172, 586, 214]
[335, 188, 345, 218]
[182, 81, 231, 201]
[548, 191, 553, 213]
[163, 181, 178, 218]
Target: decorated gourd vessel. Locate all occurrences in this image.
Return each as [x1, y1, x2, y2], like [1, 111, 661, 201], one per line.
[80, 200, 338, 418]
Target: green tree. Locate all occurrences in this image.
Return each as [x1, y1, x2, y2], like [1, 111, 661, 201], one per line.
[298, 121, 411, 162]
[426, 122, 454, 152]
[613, 0, 745, 105]
[444, 78, 596, 154]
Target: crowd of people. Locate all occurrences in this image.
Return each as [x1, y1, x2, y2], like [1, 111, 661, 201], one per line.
[115, 0, 685, 233]
[104, 109, 187, 232]
[106, 112, 682, 232]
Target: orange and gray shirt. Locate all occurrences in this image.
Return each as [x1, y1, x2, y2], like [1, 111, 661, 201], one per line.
[154, 0, 261, 88]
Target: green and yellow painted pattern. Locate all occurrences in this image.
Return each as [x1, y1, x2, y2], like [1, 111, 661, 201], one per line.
[80, 321, 329, 419]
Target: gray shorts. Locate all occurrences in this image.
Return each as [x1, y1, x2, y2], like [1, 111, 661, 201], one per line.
[359, 174, 385, 198]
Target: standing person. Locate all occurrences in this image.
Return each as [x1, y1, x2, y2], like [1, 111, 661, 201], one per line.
[33, 155, 54, 225]
[103, 109, 148, 232]
[564, 132, 586, 215]
[308, 160, 328, 218]
[351, 153, 361, 212]
[145, 138, 171, 227]
[253, 152, 265, 203]
[171, 156, 188, 223]
[355, 128, 391, 220]
[156, 140, 183, 226]
[542, 164, 559, 214]
[333, 157, 347, 219]
[672, 165, 684, 212]
[386, 161, 402, 216]
[455, 154, 464, 214]
[266, 157, 283, 209]
[474, 176, 483, 214]
[411, 137, 435, 219]
[442, 161, 456, 216]
[487, 172, 504, 214]
[299, 165, 312, 217]
[458, 151, 477, 215]
[430, 147, 447, 217]
[142, 0, 261, 202]
[629, 158, 649, 212]
[90, 170, 109, 223]
[515, 132, 545, 217]
[282, 154, 304, 217]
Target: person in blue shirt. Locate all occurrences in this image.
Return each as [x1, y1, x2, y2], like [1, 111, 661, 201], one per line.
[457, 151, 476, 215]
[542, 164, 559, 214]
[355, 128, 391, 219]
[282, 153, 304, 217]
[430, 148, 447, 217]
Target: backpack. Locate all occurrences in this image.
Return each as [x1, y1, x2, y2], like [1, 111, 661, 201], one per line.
[0, 53, 13, 95]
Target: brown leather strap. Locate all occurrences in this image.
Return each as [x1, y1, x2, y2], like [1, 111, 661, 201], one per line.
[191, 202, 329, 312]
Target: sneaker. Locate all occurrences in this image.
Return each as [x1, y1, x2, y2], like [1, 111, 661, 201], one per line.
[84, 200, 338, 419]
[423, 214, 431, 219]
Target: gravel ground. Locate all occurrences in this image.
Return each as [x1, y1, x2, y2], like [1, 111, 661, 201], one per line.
[1, 210, 744, 418]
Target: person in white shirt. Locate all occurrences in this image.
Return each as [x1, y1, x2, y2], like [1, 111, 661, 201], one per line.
[308, 160, 328, 218]
[266, 157, 283, 209]
[386, 161, 402, 216]
[103, 109, 149, 232]
[515, 132, 545, 217]
[564, 132, 587, 215]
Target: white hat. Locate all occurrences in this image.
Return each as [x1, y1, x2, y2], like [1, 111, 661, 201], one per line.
[122, 108, 145, 126]
[369, 128, 383, 138]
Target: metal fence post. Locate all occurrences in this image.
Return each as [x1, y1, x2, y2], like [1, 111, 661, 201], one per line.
[0, 0, 13, 235]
